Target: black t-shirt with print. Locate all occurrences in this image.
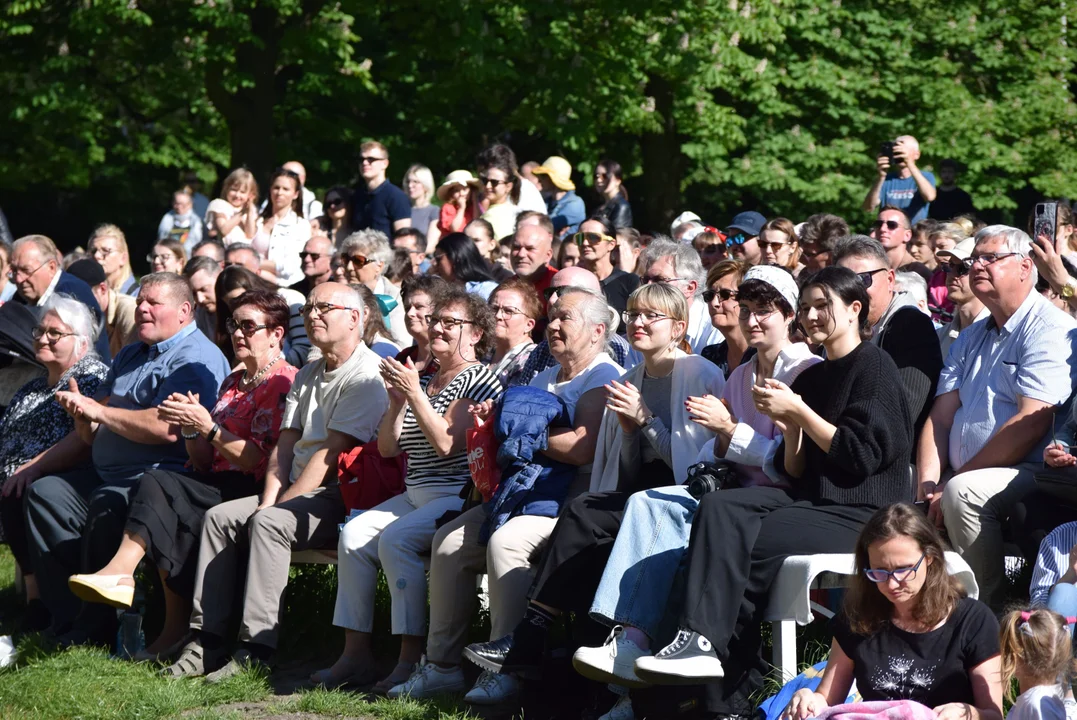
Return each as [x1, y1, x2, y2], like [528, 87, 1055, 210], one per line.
[831, 596, 999, 709]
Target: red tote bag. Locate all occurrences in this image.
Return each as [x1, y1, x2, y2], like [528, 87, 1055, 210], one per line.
[467, 413, 501, 502]
[337, 442, 407, 513]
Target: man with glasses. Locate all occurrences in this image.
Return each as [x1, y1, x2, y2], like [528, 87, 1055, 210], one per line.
[917, 225, 1077, 610]
[869, 206, 916, 270]
[575, 218, 639, 320]
[170, 282, 388, 680]
[19, 272, 229, 647]
[723, 211, 766, 265]
[10, 235, 111, 361]
[349, 141, 411, 236]
[935, 237, 989, 358]
[291, 235, 335, 296]
[833, 235, 943, 439]
[635, 238, 723, 356]
[863, 134, 937, 223]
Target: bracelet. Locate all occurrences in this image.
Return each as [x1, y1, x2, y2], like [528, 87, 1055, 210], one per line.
[181, 428, 200, 440]
[206, 423, 220, 444]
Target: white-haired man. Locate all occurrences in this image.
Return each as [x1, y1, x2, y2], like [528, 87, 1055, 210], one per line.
[863, 134, 937, 223]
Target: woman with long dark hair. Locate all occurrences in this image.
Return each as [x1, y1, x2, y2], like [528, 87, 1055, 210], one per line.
[253, 166, 311, 287]
[431, 232, 498, 300]
[477, 154, 523, 241]
[592, 159, 633, 230]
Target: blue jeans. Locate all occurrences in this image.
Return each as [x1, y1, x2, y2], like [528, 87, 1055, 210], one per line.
[1047, 583, 1077, 638]
[589, 485, 698, 637]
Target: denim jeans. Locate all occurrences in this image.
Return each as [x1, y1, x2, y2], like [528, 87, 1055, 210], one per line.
[1047, 583, 1077, 638]
[588, 485, 698, 637]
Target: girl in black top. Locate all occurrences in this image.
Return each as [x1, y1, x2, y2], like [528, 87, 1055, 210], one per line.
[783, 503, 1002, 720]
[634, 267, 916, 716]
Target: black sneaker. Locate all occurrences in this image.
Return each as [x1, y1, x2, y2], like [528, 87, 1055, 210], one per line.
[463, 634, 541, 678]
[633, 628, 724, 685]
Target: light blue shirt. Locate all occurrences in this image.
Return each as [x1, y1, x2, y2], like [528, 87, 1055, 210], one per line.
[938, 289, 1077, 470]
[92, 322, 231, 482]
[547, 190, 586, 236]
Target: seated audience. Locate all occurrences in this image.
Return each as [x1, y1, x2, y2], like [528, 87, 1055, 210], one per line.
[465, 218, 513, 282]
[391, 227, 428, 275]
[67, 291, 297, 660]
[394, 275, 450, 376]
[164, 282, 387, 680]
[0, 296, 110, 632]
[67, 258, 137, 358]
[322, 186, 352, 245]
[292, 235, 335, 297]
[936, 238, 989, 357]
[782, 503, 1001, 720]
[148, 239, 187, 275]
[558, 238, 581, 268]
[917, 226, 1077, 610]
[488, 278, 540, 388]
[312, 288, 501, 694]
[339, 229, 407, 344]
[17, 273, 229, 646]
[191, 239, 226, 270]
[635, 238, 722, 356]
[631, 267, 913, 720]
[576, 216, 640, 319]
[88, 224, 138, 295]
[511, 214, 558, 307]
[431, 232, 499, 300]
[353, 284, 403, 358]
[700, 259, 754, 378]
[214, 266, 309, 368]
[183, 256, 222, 341]
[398, 286, 623, 702]
[724, 211, 767, 265]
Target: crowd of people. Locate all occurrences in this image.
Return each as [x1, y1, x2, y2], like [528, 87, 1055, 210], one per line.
[3, 135, 1077, 720]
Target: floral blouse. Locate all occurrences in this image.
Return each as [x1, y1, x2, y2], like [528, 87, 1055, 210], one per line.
[0, 356, 110, 480]
[209, 362, 298, 477]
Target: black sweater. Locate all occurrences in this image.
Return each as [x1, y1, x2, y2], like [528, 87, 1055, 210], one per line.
[776, 342, 914, 508]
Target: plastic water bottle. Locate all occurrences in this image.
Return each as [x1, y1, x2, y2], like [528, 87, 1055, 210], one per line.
[115, 610, 144, 660]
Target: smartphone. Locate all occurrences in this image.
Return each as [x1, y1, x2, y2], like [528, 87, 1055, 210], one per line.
[912, 500, 928, 515]
[1034, 202, 1058, 245]
[879, 140, 897, 165]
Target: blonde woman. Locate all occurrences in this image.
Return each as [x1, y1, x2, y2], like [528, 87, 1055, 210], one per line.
[404, 165, 440, 246]
[88, 224, 137, 295]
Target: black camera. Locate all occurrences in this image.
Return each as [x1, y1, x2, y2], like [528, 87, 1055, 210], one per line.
[686, 460, 735, 500]
[879, 140, 897, 166]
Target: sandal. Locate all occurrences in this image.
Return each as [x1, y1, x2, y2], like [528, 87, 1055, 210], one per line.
[161, 639, 223, 679]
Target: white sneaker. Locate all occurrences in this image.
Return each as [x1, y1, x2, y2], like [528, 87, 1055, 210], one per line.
[598, 693, 636, 720]
[573, 626, 651, 688]
[387, 661, 467, 699]
[463, 670, 520, 705]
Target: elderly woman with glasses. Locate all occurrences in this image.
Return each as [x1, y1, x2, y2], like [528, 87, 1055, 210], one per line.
[782, 504, 1001, 720]
[66, 291, 297, 660]
[339, 229, 407, 344]
[700, 259, 754, 378]
[313, 287, 503, 694]
[488, 277, 541, 387]
[0, 295, 110, 632]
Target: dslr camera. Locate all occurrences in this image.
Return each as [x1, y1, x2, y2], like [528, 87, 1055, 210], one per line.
[686, 460, 736, 500]
[879, 140, 897, 166]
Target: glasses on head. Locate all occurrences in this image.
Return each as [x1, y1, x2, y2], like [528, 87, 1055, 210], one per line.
[299, 251, 323, 261]
[300, 302, 355, 317]
[147, 253, 174, 264]
[359, 155, 386, 165]
[574, 231, 614, 247]
[944, 260, 971, 277]
[858, 268, 888, 288]
[622, 310, 671, 325]
[7, 261, 48, 281]
[725, 233, 749, 248]
[425, 315, 473, 330]
[702, 288, 738, 303]
[275, 167, 300, 179]
[490, 304, 525, 318]
[967, 252, 1022, 268]
[872, 219, 903, 231]
[863, 553, 926, 583]
[479, 176, 509, 188]
[342, 254, 373, 268]
[225, 318, 270, 336]
[641, 275, 688, 286]
[32, 326, 77, 343]
[738, 306, 778, 323]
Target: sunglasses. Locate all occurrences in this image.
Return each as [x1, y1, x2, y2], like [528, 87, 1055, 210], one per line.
[360, 156, 386, 164]
[225, 318, 269, 336]
[299, 252, 324, 261]
[703, 288, 738, 303]
[872, 219, 903, 231]
[758, 240, 792, 253]
[858, 268, 888, 288]
[800, 246, 827, 258]
[479, 176, 509, 188]
[326, 198, 345, 209]
[543, 286, 561, 300]
[944, 260, 971, 277]
[863, 553, 926, 583]
[343, 254, 374, 268]
[574, 231, 614, 247]
[725, 233, 749, 248]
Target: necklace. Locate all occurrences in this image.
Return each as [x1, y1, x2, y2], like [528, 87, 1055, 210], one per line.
[241, 351, 282, 389]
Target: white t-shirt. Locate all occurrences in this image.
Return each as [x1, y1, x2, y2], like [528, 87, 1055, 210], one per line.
[1008, 685, 1066, 720]
[255, 210, 311, 287]
[205, 198, 250, 246]
[530, 352, 623, 422]
[281, 343, 387, 483]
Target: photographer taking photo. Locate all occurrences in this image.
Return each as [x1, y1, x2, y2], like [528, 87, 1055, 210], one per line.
[863, 135, 937, 224]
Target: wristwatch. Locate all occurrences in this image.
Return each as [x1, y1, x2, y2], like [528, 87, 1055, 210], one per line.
[1062, 278, 1077, 300]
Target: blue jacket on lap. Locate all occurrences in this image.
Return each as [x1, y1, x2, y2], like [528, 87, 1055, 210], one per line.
[480, 385, 575, 544]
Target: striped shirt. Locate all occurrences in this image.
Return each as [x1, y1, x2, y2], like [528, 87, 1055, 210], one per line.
[1030, 521, 1077, 607]
[398, 363, 503, 489]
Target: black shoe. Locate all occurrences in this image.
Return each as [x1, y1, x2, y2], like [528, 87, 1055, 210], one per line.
[463, 634, 541, 678]
[633, 628, 724, 685]
[24, 600, 51, 633]
[49, 626, 113, 651]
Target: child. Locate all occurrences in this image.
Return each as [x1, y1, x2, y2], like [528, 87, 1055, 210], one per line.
[1000, 608, 1076, 720]
[205, 168, 259, 246]
[436, 170, 482, 236]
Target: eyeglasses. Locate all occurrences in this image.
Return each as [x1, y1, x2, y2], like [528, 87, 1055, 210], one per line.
[91, 246, 116, 258]
[872, 219, 903, 231]
[641, 275, 689, 286]
[944, 261, 971, 277]
[863, 553, 926, 583]
[574, 232, 614, 247]
[967, 252, 1022, 268]
[225, 318, 270, 336]
[360, 156, 386, 164]
[425, 315, 473, 329]
[725, 233, 750, 248]
[147, 253, 175, 264]
[702, 288, 738, 303]
[300, 302, 356, 316]
[32, 326, 77, 343]
[738, 306, 778, 323]
[622, 310, 671, 325]
[490, 304, 525, 318]
[299, 252, 324, 261]
[479, 176, 509, 188]
[8, 261, 49, 281]
[858, 268, 888, 288]
[342, 254, 374, 268]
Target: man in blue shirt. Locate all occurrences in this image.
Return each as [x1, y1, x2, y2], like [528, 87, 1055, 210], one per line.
[916, 225, 1077, 609]
[533, 156, 586, 239]
[16, 272, 230, 645]
[863, 135, 937, 224]
[349, 141, 412, 236]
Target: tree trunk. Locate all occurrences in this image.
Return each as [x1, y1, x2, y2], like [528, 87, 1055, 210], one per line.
[638, 74, 685, 234]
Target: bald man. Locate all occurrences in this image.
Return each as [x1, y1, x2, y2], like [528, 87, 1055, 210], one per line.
[513, 266, 631, 386]
[863, 134, 937, 223]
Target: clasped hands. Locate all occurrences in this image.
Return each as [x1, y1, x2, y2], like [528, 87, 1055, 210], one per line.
[158, 391, 213, 437]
